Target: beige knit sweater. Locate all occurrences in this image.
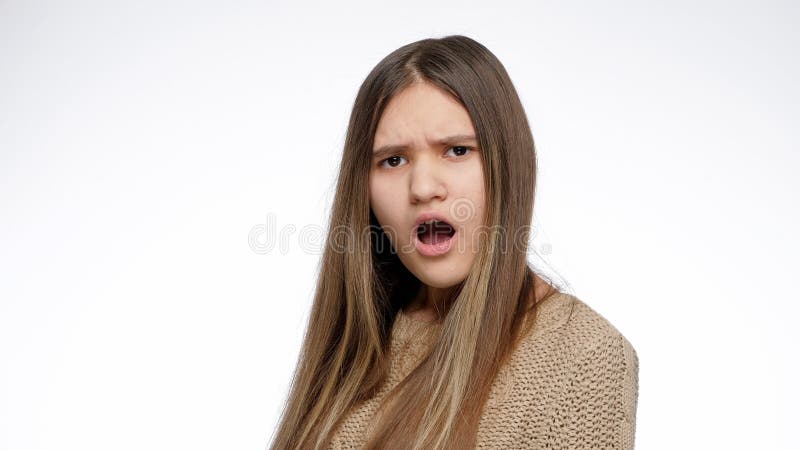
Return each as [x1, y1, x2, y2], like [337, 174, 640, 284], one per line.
[328, 292, 639, 449]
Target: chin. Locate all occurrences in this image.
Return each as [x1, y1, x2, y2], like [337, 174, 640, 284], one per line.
[413, 271, 467, 289]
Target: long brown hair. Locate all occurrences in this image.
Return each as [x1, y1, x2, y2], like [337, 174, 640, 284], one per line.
[270, 35, 560, 449]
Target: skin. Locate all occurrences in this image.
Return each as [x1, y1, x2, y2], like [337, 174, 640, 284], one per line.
[369, 81, 486, 321]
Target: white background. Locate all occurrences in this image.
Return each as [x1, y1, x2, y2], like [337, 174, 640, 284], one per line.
[1, 1, 797, 449]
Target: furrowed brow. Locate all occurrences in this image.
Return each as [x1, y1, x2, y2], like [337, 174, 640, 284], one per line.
[372, 144, 409, 160]
[435, 134, 477, 146]
[372, 134, 477, 159]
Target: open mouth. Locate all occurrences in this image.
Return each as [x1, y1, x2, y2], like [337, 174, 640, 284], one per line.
[416, 219, 456, 245]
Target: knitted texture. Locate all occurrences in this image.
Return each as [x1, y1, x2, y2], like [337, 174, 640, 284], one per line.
[328, 292, 639, 449]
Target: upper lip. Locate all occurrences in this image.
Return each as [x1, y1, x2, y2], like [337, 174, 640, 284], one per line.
[413, 211, 455, 233]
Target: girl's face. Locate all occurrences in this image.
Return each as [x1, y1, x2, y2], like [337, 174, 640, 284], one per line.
[369, 81, 486, 289]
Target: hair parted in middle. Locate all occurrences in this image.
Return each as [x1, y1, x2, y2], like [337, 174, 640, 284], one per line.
[269, 34, 561, 450]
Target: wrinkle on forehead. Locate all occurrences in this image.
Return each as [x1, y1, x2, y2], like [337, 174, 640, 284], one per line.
[373, 82, 475, 152]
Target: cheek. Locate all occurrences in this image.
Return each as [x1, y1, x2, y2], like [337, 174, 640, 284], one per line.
[369, 178, 388, 218]
[458, 161, 487, 222]
[369, 177, 404, 234]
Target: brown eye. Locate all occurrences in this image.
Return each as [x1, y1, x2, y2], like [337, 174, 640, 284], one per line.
[379, 155, 407, 168]
[445, 146, 471, 157]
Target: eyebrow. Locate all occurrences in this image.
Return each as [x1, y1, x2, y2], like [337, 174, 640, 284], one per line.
[372, 134, 477, 160]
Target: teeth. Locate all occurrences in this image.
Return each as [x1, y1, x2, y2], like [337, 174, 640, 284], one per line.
[417, 219, 454, 232]
[417, 218, 455, 232]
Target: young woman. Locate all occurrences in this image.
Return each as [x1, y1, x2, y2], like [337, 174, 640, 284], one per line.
[270, 35, 639, 449]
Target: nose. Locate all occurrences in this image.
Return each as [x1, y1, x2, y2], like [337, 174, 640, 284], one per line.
[409, 156, 447, 204]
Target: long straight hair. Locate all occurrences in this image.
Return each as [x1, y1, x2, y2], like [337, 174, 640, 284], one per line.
[270, 35, 559, 449]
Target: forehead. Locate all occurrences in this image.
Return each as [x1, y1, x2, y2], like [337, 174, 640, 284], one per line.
[373, 82, 475, 147]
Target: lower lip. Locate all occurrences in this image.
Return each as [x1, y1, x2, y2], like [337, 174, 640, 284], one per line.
[414, 231, 456, 257]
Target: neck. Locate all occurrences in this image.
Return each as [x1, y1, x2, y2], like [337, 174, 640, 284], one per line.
[406, 284, 457, 318]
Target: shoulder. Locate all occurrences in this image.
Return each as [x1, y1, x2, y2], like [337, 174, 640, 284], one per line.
[524, 291, 636, 355]
[520, 291, 638, 382]
[513, 290, 639, 409]
[508, 291, 640, 448]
